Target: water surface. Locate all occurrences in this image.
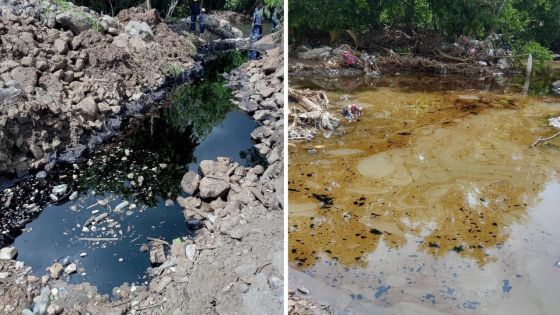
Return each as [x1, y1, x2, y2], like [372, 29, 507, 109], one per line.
[289, 73, 560, 314]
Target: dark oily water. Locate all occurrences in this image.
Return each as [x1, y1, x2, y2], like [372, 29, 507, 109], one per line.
[7, 51, 257, 295]
[291, 66, 560, 97]
[289, 73, 560, 314]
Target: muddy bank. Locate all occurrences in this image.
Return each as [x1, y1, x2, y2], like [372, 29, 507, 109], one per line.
[0, 0, 201, 179]
[0, 31, 284, 315]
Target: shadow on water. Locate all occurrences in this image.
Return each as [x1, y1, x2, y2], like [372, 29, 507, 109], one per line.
[9, 50, 258, 295]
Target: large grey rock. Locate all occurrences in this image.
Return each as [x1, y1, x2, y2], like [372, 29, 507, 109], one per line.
[100, 15, 119, 32]
[251, 126, 273, 140]
[53, 38, 69, 54]
[125, 21, 154, 41]
[199, 177, 230, 199]
[205, 15, 243, 39]
[181, 171, 200, 195]
[10, 67, 38, 94]
[0, 86, 22, 105]
[199, 160, 229, 177]
[56, 11, 91, 34]
[75, 96, 98, 117]
[49, 262, 64, 279]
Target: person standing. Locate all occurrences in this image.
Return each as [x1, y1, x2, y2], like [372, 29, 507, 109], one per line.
[252, 5, 263, 39]
[199, 8, 206, 34]
[190, 0, 200, 32]
[271, 7, 279, 33]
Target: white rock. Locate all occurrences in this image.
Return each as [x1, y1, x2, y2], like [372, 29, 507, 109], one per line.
[185, 244, 197, 262]
[0, 247, 17, 260]
[64, 263, 77, 274]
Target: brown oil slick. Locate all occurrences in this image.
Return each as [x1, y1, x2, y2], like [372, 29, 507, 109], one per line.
[288, 77, 560, 314]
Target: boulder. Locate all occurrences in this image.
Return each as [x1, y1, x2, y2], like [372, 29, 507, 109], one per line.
[0, 86, 22, 105]
[64, 263, 77, 274]
[100, 15, 119, 32]
[205, 15, 243, 39]
[49, 262, 64, 279]
[10, 67, 38, 94]
[199, 177, 230, 199]
[55, 11, 91, 34]
[75, 96, 98, 117]
[53, 38, 69, 54]
[199, 160, 229, 177]
[125, 21, 154, 41]
[181, 171, 200, 195]
[0, 247, 17, 260]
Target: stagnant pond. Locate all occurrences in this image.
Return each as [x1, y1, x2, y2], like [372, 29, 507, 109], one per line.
[289, 71, 560, 314]
[2, 51, 258, 295]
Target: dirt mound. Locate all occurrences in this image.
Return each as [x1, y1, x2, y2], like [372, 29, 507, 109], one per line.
[0, 0, 197, 178]
[116, 7, 162, 25]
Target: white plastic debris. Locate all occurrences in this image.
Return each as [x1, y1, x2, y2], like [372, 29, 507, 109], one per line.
[549, 117, 560, 129]
[52, 184, 67, 194]
[69, 191, 78, 200]
[114, 201, 130, 212]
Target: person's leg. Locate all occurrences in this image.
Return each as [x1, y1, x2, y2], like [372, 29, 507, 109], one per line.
[190, 15, 197, 31]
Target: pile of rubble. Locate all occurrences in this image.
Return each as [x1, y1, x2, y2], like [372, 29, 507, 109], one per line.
[0, 0, 200, 178]
[288, 291, 332, 315]
[227, 32, 284, 168]
[0, 23, 284, 315]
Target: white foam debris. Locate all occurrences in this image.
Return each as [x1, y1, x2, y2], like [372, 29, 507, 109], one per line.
[549, 117, 560, 129]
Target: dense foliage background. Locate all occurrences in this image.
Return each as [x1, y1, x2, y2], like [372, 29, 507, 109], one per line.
[74, 0, 280, 18]
[289, 0, 560, 53]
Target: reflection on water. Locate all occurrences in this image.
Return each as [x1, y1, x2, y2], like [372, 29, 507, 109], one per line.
[291, 70, 560, 97]
[288, 75, 560, 314]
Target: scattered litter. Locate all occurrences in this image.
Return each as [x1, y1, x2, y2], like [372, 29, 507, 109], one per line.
[549, 117, 560, 129]
[298, 287, 310, 295]
[69, 191, 78, 200]
[52, 184, 68, 195]
[114, 201, 130, 212]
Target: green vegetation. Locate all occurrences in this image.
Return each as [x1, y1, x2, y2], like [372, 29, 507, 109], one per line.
[164, 51, 247, 141]
[289, 0, 560, 52]
[45, 0, 103, 31]
[77, 0, 281, 19]
[161, 62, 184, 77]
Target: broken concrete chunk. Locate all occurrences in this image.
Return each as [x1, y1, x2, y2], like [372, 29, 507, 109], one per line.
[0, 246, 18, 260]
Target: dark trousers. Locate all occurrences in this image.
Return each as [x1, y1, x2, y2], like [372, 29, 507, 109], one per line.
[199, 24, 205, 34]
[252, 24, 262, 39]
[190, 15, 197, 31]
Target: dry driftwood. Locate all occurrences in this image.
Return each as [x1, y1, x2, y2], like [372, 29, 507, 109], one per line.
[288, 88, 339, 140]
